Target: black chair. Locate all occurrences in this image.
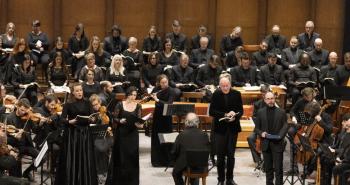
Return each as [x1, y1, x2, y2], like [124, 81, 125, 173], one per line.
[183, 150, 209, 185]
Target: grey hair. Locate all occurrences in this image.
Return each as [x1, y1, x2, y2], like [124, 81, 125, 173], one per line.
[185, 112, 200, 128]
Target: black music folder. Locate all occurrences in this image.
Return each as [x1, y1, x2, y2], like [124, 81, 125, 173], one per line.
[324, 85, 350, 100]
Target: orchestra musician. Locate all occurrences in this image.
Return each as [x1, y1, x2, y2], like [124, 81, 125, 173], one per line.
[55, 83, 98, 185]
[254, 91, 288, 185]
[150, 74, 177, 167]
[209, 76, 243, 185]
[6, 98, 40, 181]
[0, 124, 20, 177]
[331, 114, 350, 185]
[106, 86, 142, 185]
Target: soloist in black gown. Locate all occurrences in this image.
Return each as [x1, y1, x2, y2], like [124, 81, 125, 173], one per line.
[55, 99, 98, 185]
[105, 102, 141, 185]
[151, 86, 176, 167]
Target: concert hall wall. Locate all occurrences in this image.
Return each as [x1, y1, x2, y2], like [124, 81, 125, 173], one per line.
[0, 0, 345, 60]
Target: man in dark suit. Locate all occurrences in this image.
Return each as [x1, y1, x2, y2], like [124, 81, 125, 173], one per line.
[265, 25, 287, 52]
[190, 25, 213, 50]
[189, 36, 214, 69]
[172, 113, 210, 185]
[257, 52, 285, 86]
[281, 36, 303, 70]
[254, 91, 288, 185]
[209, 76, 243, 185]
[166, 20, 188, 52]
[230, 52, 258, 87]
[308, 38, 329, 69]
[170, 54, 195, 92]
[297, 21, 320, 52]
[252, 40, 268, 68]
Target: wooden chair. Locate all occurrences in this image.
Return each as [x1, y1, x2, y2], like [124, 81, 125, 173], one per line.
[243, 44, 260, 53]
[183, 150, 209, 185]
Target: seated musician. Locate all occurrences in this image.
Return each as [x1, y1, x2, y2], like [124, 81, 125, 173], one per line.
[172, 112, 210, 185]
[196, 55, 222, 102]
[6, 98, 40, 181]
[79, 53, 105, 82]
[286, 87, 315, 174]
[11, 54, 38, 106]
[141, 52, 164, 89]
[122, 37, 143, 88]
[257, 52, 285, 86]
[189, 36, 214, 69]
[331, 114, 350, 185]
[334, 52, 350, 86]
[247, 85, 270, 169]
[0, 125, 20, 177]
[106, 54, 128, 93]
[170, 54, 195, 92]
[288, 52, 317, 104]
[230, 52, 258, 87]
[320, 52, 339, 86]
[302, 101, 333, 184]
[251, 40, 268, 68]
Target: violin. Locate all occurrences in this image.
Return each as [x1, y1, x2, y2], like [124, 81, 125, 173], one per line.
[53, 103, 63, 115]
[99, 106, 110, 124]
[20, 108, 50, 123]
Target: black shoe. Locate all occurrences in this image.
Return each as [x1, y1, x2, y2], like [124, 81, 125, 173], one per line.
[23, 172, 35, 182]
[217, 181, 224, 185]
[226, 180, 238, 185]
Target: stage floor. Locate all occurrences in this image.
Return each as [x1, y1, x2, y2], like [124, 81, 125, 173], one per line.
[26, 133, 315, 185]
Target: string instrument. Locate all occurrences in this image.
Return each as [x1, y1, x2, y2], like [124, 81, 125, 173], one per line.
[20, 108, 51, 123]
[53, 103, 63, 115]
[99, 106, 110, 124]
[294, 101, 331, 165]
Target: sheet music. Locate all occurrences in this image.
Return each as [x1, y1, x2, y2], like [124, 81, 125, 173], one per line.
[159, 133, 179, 143]
[52, 85, 71, 93]
[34, 141, 48, 167]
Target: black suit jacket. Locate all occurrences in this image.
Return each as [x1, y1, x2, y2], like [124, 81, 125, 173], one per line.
[172, 127, 210, 173]
[230, 66, 258, 87]
[189, 48, 214, 68]
[297, 32, 320, 52]
[254, 107, 288, 152]
[281, 47, 303, 69]
[265, 34, 287, 51]
[209, 89, 243, 135]
[257, 64, 285, 85]
[170, 65, 194, 87]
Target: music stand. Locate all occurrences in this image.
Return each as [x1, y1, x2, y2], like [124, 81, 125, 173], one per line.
[284, 135, 302, 185]
[163, 103, 195, 132]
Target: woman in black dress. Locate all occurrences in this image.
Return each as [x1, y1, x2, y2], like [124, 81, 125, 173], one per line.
[106, 86, 143, 185]
[55, 83, 98, 185]
[159, 38, 179, 67]
[142, 25, 162, 62]
[150, 74, 176, 166]
[106, 54, 128, 93]
[86, 36, 111, 67]
[10, 54, 37, 106]
[82, 69, 101, 99]
[0, 22, 17, 84]
[141, 52, 163, 89]
[47, 51, 69, 87]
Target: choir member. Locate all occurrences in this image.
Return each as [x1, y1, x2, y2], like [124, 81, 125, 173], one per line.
[82, 69, 101, 99]
[265, 25, 287, 52]
[106, 55, 128, 93]
[86, 36, 111, 67]
[297, 21, 320, 52]
[79, 53, 104, 82]
[220, 26, 243, 58]
[159, 38, 179, 67]
[190, 25, 213, 50]
[141, 52, 164, 89]
[165, 20, 187, 53]
[122, 37, 143, 88]
[47, 51, 69, 87]
[230, 52, 258, 87]
[104, 25, 128, 56]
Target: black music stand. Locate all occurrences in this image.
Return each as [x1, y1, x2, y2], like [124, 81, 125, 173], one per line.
[284, 135, 302, 185]
[162, 103, 195, 132]
[324, 85, 350, 100]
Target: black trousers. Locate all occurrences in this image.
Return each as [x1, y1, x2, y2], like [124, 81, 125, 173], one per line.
[215, 131, 238, 182]
[263, 145, 284, 185]
[247, 132, 261, 163]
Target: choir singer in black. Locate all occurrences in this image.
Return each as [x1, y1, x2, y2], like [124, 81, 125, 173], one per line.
[254, 91, 288, 185]
[209, 76, 243, 185]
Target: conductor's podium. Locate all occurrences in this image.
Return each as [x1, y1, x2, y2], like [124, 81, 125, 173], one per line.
[142, 102, 254, 148]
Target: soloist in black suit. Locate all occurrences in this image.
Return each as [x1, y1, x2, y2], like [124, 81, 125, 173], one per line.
[254, 106, 288, 185]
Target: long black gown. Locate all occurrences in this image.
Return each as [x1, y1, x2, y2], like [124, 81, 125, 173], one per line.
[55, 99, 98, 185]
[105, 102, 141, 185]
[151, 86, 176, 167]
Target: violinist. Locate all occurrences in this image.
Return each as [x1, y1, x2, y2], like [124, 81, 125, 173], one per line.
[0, 84, 16, 119]
[89, 94, 111, 175]
[0, 125, 20, 177]
[331, 114, 350, 185]
[302, 101, 333, 184]
[6, 98, 39, 181]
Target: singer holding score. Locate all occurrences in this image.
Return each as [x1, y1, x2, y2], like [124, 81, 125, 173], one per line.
[55, 83, 98, 185]
[254, 91, 288, 185]
[209, 76, 243, 185]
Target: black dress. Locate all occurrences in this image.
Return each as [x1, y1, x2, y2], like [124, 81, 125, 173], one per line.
[151, 86, 176, 166]
[55, 99, 98, 185]
[105, 102, 141, 185]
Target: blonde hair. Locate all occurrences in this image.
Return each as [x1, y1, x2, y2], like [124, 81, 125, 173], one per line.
[110, 55, 125, 76]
